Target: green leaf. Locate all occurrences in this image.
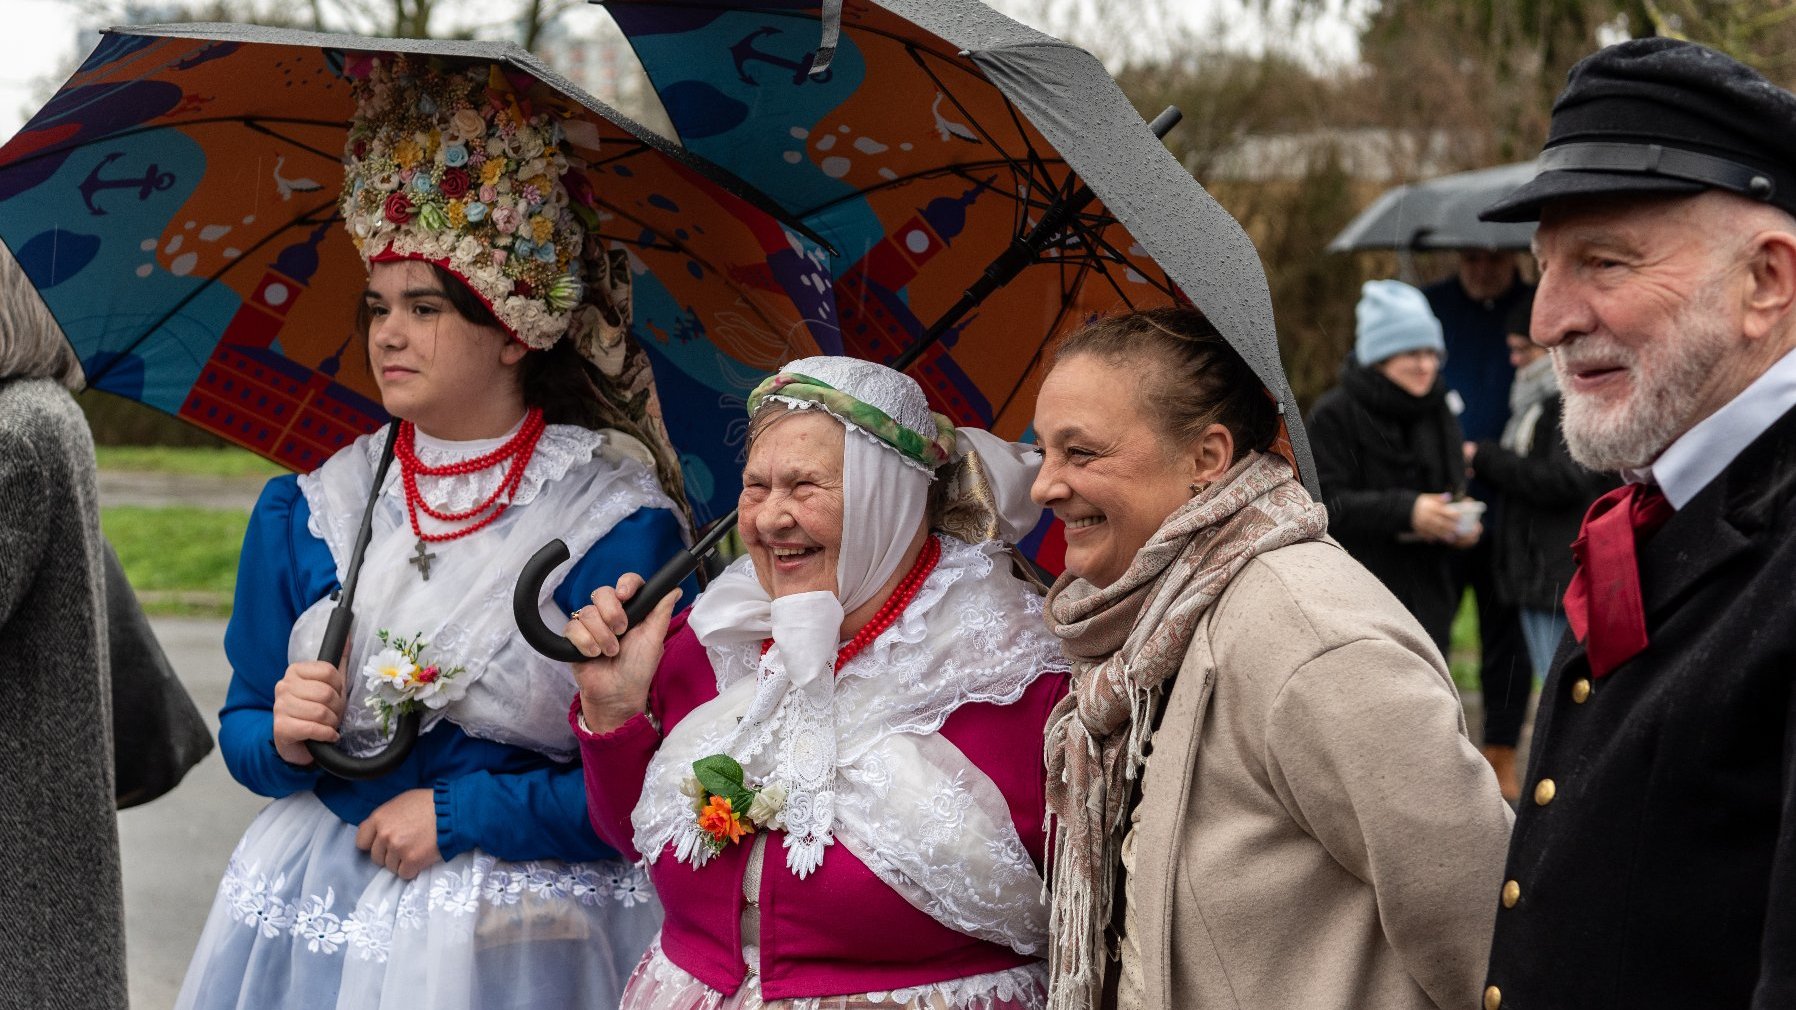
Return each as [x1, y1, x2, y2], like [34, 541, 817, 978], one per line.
[693, 754, 745, 800]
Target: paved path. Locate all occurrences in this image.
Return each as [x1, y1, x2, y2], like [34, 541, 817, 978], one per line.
[121, 618, 263, 1010]
[98, 471, 267, 512]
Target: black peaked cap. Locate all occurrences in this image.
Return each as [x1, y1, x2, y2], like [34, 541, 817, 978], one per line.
[1483, 38, 1796, 222]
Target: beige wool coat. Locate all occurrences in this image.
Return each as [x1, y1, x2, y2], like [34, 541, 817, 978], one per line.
[1116, 539, 1513, 1010]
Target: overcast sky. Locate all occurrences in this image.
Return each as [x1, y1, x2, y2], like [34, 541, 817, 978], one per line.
[0, 0, 1362, 140]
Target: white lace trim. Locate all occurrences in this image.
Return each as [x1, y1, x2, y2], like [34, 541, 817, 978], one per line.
[624, 938, 1048, 1010]
[634, 537, 1064, 955]
[362, 420, 606, 514]
[220, 853, 652, 964]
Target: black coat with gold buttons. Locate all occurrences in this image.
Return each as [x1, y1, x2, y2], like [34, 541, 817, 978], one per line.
[1481, 403, 1796, 1010]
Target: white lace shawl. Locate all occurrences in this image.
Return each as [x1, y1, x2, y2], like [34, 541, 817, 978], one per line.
[292, 423, 680, 762]
[632, 536, 1066, 955]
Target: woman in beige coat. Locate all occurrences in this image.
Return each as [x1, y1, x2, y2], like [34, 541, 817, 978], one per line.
[1032, 308, 1512, 1010]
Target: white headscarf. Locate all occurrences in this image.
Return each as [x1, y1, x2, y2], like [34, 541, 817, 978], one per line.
[646, 357, 1062, 955]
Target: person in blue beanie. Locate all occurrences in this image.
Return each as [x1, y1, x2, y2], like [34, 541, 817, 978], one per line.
[1307, 280, 1482, 653]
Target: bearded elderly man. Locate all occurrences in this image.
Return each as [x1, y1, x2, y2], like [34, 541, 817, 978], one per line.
[1475, 38, 1796, 1010]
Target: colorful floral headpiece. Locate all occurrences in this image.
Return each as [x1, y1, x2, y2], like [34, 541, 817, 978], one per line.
[339, 54, 627, 351]
[748, 360, 956, 473]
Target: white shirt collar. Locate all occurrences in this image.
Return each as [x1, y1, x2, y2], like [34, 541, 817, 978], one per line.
[1625, 346, 1796, 508]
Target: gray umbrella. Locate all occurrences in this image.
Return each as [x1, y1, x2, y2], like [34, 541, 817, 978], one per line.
[594, 0, 1317, 497]
[1328, 161, 1539, 252]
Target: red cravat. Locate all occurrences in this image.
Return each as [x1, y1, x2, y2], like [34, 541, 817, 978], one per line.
[1563, 483, 1676, 678]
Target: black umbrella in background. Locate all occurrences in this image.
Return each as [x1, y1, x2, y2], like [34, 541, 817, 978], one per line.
[1327, 161, 1539, 253]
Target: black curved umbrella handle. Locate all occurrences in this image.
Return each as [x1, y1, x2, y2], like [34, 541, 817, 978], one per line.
[304, 604, 421, 779]
[514, 518, 736, 663]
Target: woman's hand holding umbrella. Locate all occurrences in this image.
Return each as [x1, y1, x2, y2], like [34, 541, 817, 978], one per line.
[567, 574, 682, 735]
[272, 659, 347, 766]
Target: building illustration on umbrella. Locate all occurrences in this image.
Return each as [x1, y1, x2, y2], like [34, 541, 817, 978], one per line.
[834, 177, 994, 425]
[176, 219, 386, 471]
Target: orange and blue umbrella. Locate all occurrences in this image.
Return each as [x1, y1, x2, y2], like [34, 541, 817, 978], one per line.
[0, 23, 835, 523]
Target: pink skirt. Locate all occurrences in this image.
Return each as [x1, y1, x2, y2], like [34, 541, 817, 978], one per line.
[619, 937, 1049, 1010]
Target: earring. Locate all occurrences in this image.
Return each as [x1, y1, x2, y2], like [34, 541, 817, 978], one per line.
[1189, 481, 1210, 496]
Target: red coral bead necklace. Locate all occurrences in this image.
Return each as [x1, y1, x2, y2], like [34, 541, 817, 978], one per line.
[396, 407, 546, 578]
[760, 534, 943, 670]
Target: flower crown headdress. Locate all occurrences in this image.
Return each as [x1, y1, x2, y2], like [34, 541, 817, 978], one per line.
[339, 54, 628, 351]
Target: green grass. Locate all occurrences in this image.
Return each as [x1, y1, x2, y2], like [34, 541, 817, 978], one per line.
[101, 506, 247, 617]
[1448, 592, 1480, 693]
[95, 445, 286, 478]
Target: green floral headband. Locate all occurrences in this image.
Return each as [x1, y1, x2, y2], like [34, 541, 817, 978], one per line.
[748, 371, 956, 471]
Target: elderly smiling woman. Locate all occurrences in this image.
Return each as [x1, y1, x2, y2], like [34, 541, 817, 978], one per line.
[1032, 309, 1513, 1010]
[569, 357, 1069, 1010]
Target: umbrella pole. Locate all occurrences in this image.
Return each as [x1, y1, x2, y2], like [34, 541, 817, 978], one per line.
[304, 427, 424, 780]
[513, 107, 1187, 659]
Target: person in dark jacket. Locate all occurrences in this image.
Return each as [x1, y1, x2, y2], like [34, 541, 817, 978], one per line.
[1464, 297, 1616, 680]
[1308, 279, 1481, 654]
[1425, 255, 1535, 802]
[1477, 38, 1796, 1010]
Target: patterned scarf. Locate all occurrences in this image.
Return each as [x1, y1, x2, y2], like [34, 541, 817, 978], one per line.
[1041, 451, 1329, 1010]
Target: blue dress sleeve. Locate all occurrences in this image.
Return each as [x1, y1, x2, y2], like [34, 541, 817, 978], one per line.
[218, 476, 339, 798]
[433, 507, 692, 862]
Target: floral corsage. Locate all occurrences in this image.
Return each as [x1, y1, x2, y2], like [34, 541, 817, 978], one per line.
[678, 754, 786, 861]
[360, 630, 468, 732]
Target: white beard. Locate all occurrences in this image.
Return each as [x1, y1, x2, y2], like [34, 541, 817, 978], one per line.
[1554, 284, 1734, 471]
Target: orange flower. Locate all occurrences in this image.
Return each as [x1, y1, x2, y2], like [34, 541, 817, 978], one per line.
[697, 795, 753, 846]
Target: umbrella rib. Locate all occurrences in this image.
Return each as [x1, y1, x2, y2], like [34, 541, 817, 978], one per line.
[990, 255, 1097, 424]
[909, 48, 1028, 167]
[588, 200, 807, 337]
[794, 158, 1055, 218]
[2, 115, 347, 170]
[84, 198, 343, 387]
[242, 120, 346, 165]
[995, 85, 1066, 201]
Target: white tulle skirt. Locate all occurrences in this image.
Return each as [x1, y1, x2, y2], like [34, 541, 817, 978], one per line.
[176, 792, 662, 1010]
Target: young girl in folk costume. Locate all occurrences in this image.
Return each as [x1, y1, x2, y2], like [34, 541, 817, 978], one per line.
[177, 54, 690, 1010]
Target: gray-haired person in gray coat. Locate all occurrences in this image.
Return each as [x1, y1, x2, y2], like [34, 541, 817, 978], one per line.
[0, 244, 128, 1010]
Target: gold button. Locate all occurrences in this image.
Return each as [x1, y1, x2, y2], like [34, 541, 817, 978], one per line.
[1535, 778, 1557, 805]
[1484, 984, 1502, 1010]
[1571, 678, 1592, 703]
[1502, 879, 1521, 908]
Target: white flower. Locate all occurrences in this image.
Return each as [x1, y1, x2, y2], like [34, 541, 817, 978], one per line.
[416, 671, 470, 710]
[291, 889, 347, 954]
[679, 774, 707, 814]
[747, 782, 787, 830]
[480, 869, 522, 906]
[612, 867, 652, 908]
[342, 899, 394, 963]
[522, 863, 565, 897]
[363, 647, 416, 691]
[566, 867, 605, 906]
[428, 872, 477, 915]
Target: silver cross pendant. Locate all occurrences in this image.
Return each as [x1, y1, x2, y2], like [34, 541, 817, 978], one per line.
[409, 540, 437, 581]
